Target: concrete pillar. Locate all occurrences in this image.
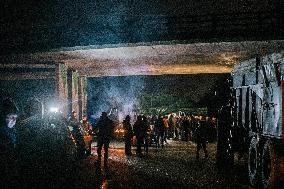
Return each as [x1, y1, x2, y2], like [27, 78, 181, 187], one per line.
[86, 78, 93, 118]
[56, 62, 68, 117]
[78, 76, 87, 119]
[82, 77, 87, 115]
[67, 68, 73, 118]
[54, 62, 60, 98]
[78, 76, 83, 120]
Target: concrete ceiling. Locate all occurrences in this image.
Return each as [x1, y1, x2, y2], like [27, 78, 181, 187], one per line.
[28, 40, 284, 77]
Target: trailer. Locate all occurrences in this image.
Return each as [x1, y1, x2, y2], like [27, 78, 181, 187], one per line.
[217, 52, 284, 188]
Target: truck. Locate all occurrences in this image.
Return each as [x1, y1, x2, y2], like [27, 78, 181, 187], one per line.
[217, 52, 284, 188]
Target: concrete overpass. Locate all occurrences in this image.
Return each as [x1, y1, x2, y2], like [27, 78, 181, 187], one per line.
[30, 40, 284, 76]
[1, 0, 284, 118]
[1, 40, 284, 119]
[2, 40, 284, 79]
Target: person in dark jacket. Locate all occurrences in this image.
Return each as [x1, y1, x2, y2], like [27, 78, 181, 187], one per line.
[0, 98, 19, 188]
[133, 115, 144, 157]
[96, 112, 115, 165]
[81, 115, 93, 156]
[141, 115, 149, 154]
[123, 115, 133, 156]
[69, 110, 86, 158]
[156, 115, 165, 148]
[181, 116, 190, 141]
[195, 116, 209, 159]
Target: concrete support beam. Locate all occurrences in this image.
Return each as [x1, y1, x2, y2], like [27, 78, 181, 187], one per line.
[78, 76, 83, 120]
[54, 62, 60, 99]
[82, 77, 87, 115]
[0, 61, 56, 80]
[67, 68, 73, 118]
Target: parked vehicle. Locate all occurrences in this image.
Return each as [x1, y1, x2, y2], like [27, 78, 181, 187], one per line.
[217, 52, 284, 188]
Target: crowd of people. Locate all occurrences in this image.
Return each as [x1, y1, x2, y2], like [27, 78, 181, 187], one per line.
[0, 97, 219, 187]
[121, 113, 217, 159]
[0, 99, 95, 187]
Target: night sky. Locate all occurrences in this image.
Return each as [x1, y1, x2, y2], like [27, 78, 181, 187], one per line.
[1, 0, 283, 54]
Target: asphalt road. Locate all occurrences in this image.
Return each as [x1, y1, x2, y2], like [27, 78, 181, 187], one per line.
[74, 140, 249, 189]
[5, 140, 250, 189]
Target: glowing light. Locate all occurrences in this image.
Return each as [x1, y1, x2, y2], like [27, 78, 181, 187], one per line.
[149, 64, 232, 75]
[114, 124, 125, 138]
[49, 107, 59, 113]
[115, 128, 125, 133]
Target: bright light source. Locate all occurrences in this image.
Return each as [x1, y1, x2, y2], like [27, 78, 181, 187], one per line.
[49, 107, 59, 113]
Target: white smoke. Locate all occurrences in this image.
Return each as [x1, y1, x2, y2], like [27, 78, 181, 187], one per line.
[89, 76, 144, 123]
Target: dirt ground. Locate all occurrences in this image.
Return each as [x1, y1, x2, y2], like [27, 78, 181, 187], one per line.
[72, 140, 250, 189]
[5, 140, 250, 189]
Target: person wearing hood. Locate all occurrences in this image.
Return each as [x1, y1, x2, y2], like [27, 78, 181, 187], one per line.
[0, 98, 19, 187]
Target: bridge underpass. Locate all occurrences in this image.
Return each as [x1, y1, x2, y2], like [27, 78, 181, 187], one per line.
[1, 40, 284, 120]
[1, 1, 284, 188]
[1, 0, 284, 120]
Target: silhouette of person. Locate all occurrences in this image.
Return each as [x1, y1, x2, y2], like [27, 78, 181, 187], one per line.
[96, 112, 115, 165]
[123, 115, 133, 156]
[0, 98, 19, 187]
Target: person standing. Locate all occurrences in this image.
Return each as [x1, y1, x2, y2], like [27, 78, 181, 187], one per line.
[133, 115, 143, 157]
[0, 98, 19, 188]
[181, 116, 190, 141]
[172, 114, 179, 139]
[69, 110, 86, 158]
[163, 116, 169, 142]
[156, 115, 165, 148]
[123, 115, 133, 156]
[96, 112, 115, 165]
[81, 115, 93, 156]
[195, 116, 209, 159]
[142, 115, 149, 155]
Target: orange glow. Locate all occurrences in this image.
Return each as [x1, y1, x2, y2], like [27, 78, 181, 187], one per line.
[114, 126, 125, 139]
[94, 147, 126, 159]
[29, 40, 284, 77]
[115, 129, 124, 133]
[100, 179, 108, 189]
[149, 64, 232, 75]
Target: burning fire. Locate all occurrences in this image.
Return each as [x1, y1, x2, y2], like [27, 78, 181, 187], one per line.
[114, 123, 125, 138]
